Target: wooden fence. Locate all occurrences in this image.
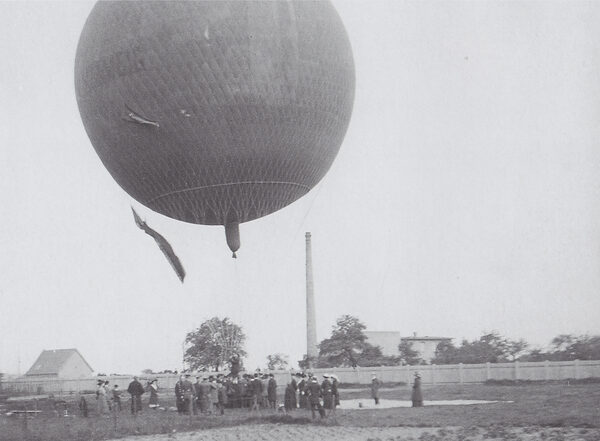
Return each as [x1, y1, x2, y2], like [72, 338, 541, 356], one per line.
[2, 359, 599, 395]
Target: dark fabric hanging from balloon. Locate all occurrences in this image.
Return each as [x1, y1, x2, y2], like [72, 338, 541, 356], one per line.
[132, 207, 186, 283]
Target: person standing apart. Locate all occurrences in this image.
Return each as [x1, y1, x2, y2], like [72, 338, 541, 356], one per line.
[370, 374, 383, 405]
[411, 372, 423, 407]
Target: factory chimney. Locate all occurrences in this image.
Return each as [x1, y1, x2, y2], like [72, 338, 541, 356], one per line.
[305, 232, 318, 367]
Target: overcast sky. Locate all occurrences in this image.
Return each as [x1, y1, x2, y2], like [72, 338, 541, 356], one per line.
[1, 1, 600, 376]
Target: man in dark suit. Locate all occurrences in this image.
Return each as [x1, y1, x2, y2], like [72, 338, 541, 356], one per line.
[127, 376, 145, 414]
[306, 376, 325, 419]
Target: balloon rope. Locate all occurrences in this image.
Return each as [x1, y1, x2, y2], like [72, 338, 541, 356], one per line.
[287, 181, 326, 250]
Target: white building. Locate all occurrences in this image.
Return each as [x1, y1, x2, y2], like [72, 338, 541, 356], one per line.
[365, 331, 452, 363]
[400, 334, 452, 362]
[25, 348, 93, 379]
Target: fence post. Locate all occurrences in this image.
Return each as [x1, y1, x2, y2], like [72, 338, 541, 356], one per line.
[514, 361, 520, 381]
[459, 363, 464, 384]
[485, 362, 491, 381]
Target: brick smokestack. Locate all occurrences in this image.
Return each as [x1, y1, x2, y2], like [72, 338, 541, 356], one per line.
[305, 232, 318, 367]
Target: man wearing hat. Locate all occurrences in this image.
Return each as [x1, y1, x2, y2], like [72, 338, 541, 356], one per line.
[306, 376, 326, 419]
[370, 373, 383, 405]
[175, 374, 194, 415]
[411, 372, 423, 407]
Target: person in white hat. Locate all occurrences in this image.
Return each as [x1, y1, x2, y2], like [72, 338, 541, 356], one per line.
[329, 374, 340, 415]
[321, 374, 333, 412]
[370, 373, 383, 405]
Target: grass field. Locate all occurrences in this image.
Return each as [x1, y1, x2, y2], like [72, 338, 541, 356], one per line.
[1, 381, 599, 440]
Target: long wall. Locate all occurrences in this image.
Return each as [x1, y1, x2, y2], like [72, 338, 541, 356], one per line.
[2, 360, 599, 395]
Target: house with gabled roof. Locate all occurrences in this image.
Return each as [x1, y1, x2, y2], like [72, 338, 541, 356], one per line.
[25, 349, 93, 379]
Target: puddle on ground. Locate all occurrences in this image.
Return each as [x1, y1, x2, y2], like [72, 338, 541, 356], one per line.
[338, 399, 512, 409]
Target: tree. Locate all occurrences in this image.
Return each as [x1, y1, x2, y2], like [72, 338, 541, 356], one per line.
[431, 331, 528, 364]
[432, 340, 460, 364]
[184, 317, 246, 371]
[318, 315, 369, 367]
[548, 334, 600, 361]
[298, 354, 311, 370]
[518, 348, 547, 362]
[356, 344, 399, 367]
[449, 332, 510, 364]
[571, 335, 600, 360]
[141, 368, 154, 375]
[398, 341, 423, 365]
[266, 353, 289, 370]
[505, 339, 529, 361]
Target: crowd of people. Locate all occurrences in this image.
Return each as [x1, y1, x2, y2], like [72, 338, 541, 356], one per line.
[77, 370, 424, 419]
[284, 372, 340, 418]
[173, 372, 280, 415]
[78, 376, 154, 417]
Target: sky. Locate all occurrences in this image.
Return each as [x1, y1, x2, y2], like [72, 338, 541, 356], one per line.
[1, 0, 600, 376]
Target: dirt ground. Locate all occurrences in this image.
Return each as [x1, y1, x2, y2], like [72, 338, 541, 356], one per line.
[114, 424, 600, 441]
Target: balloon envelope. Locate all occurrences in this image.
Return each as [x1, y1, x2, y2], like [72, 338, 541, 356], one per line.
[75, 1, 355, 227]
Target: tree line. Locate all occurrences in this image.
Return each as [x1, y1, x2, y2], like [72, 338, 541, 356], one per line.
[307, 315, 600, 367]
[165, 315, 599, 372]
